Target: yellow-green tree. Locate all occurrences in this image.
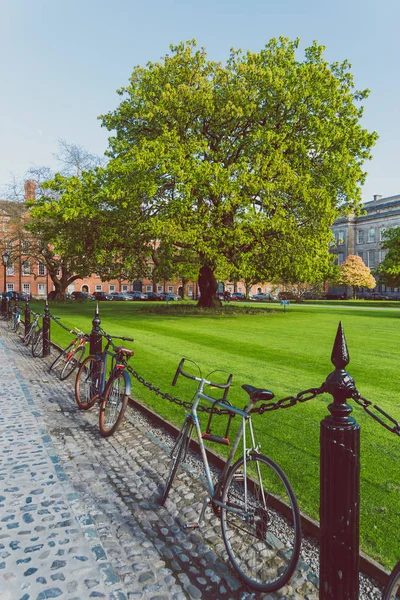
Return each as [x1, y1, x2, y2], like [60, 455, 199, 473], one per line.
[338, 255, 375, 299]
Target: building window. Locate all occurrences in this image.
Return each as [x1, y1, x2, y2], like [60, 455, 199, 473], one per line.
[122, 285, 128, 292]
[380, 250, 388, 263]
[357, 251, 364, 263]
[5, 240, 12, 251]
[95, 285, 102, 292]
[23, 283, 30, 294]
[357, 230, 364, 244]
[367, 250, 375, 267]
[38, 263, 46, 276]
[56, 266, 61, 277]
[338, 231, 345, 245]
[337, 253, 345, 265]
[368, 228, 376, 243]
[37, 283, 46, 295]
[168, 286, 173, 293]
[157, 285, 163, 293]
[7, 283, 14, 292]
[109, 285, 116, 293]
[380, 227, 387, 241]
[22, 260, 31, 275]
[187, 286, 193, 297]
[146, 285, 152, 292]
[6, 262, 14, 276]
[21, 240, 30, 252]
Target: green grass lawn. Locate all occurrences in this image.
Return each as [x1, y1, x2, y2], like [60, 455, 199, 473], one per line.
[29, 299, 400, 569]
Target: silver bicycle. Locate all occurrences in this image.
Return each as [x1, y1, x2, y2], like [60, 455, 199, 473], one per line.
[160, 358, 301, 593]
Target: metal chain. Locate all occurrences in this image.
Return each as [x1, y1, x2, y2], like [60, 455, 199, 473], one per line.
[351, 391, 400, 436]
[127, 365, 325, 416]
[49, 313, 76, 334]
[250, 386, 326, 414]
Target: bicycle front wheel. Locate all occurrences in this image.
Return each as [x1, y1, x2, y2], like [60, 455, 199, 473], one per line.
[49, 342, 74, 373]
[75, 356, 101, 410]
[160, 418, 193, 506]
[23, 324, 35, 346]
[99, 371, 129, 438]
[384, 562, 400, 600]
[60, 346, 85, 381]
[220, 453, 301, 593]
[31, 329, 43, 357]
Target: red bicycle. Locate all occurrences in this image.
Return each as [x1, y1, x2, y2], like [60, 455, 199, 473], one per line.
[49, 327, 89, 381]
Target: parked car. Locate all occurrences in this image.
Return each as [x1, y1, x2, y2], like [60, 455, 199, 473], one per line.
[125, 291, 148, 301]
[145, 292, 162, 301]
[47, 291, 73, 301]
[252, 293, 272, 302]
[325, 293, 347, 300]
[93, 291, 113, 301]
[159, 292, 182, 301]
[366, 292, 390, 300]
[71, 291, 95, 301]
[109, 292, 131, 301]
[231, 292, 246, 301]
[6, 291, 30, 302]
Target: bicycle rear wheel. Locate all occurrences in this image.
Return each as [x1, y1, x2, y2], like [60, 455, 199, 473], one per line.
[60, 346, 85, 381]
[75, 356, 101, 410]
[160, 418, 193, 506]
[13, 318, 20, 333]
[31, 329, 43, 357]
[99, 371, 129, 438]
[220, 453, 301, 593]
[384, 562, 400, 599]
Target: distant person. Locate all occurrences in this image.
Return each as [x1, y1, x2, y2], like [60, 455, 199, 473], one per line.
[223, 290, 231, 302]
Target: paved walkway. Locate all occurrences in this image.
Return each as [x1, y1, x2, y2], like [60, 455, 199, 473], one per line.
[0, 323, 320, 600]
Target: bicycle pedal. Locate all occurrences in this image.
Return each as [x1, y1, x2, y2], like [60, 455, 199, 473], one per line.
[184, 521, 199, 530]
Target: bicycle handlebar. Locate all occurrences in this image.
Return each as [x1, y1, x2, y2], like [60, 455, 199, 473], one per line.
[172, 358, 232, 390]
[99, 329, 133, 344]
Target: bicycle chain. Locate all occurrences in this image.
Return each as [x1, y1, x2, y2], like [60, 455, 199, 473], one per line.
[351, 391, 400, 436]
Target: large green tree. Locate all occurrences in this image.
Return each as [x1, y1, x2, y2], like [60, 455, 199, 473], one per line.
[377, 228, 400, 287]
[99, 38, 377, 307]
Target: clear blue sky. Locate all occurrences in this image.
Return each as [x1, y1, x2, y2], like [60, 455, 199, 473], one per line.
[1, 0, 399, 203]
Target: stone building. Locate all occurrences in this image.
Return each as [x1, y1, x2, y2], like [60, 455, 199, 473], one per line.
[330, 193, 400, 298]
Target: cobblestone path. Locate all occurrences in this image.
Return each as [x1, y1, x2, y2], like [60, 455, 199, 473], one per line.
[0, 324, 319, 600]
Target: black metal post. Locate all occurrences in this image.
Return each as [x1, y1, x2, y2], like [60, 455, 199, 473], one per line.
[320, 322, 360, 600]
[24, 300, 31, 337]
[42, 300, 51, 357]
[90, 304, 102, 355]
[1, 263, 6, 314]
[7, 297, 13, 318]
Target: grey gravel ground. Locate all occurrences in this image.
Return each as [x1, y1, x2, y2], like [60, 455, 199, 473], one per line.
[0, 323, 384, 599]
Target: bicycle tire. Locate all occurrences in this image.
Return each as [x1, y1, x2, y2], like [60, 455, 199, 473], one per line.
[31, 329, 43, 357]
[22, 324, 35, 346]
[220, 453, 301, 593]
[384, 561, 400, 600]
[75, 356, 101, 410]
[99, 371, 129, 438]
[60, 345, 85, 381]
[160, 418, 193, 506]
[13, 318, 20, 334]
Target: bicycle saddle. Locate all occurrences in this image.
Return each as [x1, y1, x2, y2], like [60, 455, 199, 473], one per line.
[242, 384, 274, 403]
[115, 346, 134, 358]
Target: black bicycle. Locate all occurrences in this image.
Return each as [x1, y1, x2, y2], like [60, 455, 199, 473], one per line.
[74, 330, 134, 437]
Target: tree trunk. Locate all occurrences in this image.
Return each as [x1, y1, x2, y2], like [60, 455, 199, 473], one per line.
[197, 266, 221, 308]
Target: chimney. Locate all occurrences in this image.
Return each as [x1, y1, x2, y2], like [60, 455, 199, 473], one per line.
[24, 180, 37, 201]
[373, 194, 382, 202]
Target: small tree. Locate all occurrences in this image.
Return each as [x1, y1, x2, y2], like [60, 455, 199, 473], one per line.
[338, 255, 375, 299]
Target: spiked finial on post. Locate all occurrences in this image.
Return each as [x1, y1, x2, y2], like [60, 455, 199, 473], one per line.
[331, 321, 349, 370]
